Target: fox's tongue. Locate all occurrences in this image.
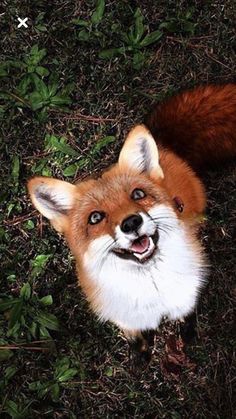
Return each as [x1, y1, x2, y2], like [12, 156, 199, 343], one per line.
[130, 236, 150, 254]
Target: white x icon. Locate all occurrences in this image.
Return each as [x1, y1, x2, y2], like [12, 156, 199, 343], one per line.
[17, 17, 28, 28]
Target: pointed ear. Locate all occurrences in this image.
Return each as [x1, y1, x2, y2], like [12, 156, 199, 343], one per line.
[27, 177, 76, 233]
[118, 124, 164, 179]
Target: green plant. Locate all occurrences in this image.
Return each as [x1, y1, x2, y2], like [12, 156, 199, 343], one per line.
[0, 280, 59, 341]
[159, 9, 196, 35]
[0, 45, 73, 120]
[31, 133, 116, 178]
[0, 45, 48, 78]
[73, 0, 106, 45]
[62, 134, 116, 177]
[29, 357, 78, 402]
[4, 399, 32, 419]
[99, 8, 163, 69]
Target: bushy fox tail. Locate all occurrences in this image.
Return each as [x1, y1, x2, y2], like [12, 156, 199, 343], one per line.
[145, 84, 236, 172]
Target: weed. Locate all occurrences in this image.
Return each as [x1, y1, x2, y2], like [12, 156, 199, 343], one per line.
[73, 0, 106, 45]
[159, 8, 196, 36]
[30, 133, 116, 178]
[29, 356, 78, 402]
[4, 399, 33, 419]
[0, 281, 59, 341]
[0, 45, 73, 121]
[99, 8, 163, 69]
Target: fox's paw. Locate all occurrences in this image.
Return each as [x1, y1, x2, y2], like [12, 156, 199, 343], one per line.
[128, 338, 152, 372]
[129, 347, 152, 372]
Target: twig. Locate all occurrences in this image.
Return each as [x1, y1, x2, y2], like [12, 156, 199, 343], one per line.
[63, 113, 116, 123]
[166, 36, 207, 49]
[3, 210, 38, 226]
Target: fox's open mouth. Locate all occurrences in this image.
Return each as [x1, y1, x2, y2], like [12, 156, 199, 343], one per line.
[113, 232, 158, 263]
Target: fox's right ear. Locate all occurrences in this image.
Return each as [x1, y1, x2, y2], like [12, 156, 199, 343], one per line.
[118, 124, 164, 179]
[27, 177, 76, 233]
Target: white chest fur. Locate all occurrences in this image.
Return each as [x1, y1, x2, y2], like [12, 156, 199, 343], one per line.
[83, 215, 206, 332]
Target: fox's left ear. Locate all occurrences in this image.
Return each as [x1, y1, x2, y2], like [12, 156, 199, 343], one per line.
[118, 124, 164, 179]
[27, 177, 76, 233]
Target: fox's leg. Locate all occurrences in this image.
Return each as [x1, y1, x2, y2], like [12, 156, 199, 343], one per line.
[179, 312, 197, 343]
[123, 329, 152, 368]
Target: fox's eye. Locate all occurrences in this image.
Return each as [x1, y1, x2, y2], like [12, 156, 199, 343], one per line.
[131, 188, 146, 200]
[88, 211, 105, 225]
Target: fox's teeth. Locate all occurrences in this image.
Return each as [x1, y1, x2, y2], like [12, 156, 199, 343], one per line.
[133, 237, 155, 261]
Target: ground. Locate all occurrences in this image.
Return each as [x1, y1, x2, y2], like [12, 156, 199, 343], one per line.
[0, 1, 235, 418]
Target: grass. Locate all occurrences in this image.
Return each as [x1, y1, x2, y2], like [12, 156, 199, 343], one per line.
[0, 1, 235, 418]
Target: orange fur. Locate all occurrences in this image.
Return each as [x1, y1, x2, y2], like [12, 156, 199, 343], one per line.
[27, 84, 236, 349]
[145, 84, 236, 171]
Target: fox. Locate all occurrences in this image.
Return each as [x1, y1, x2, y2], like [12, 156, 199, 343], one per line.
[28, 84, 236, 364]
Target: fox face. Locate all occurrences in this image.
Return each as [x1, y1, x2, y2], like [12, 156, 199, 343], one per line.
[28, 125, 206, 332]
[28, 125, 167, 261]
[68, 171, 170, 264]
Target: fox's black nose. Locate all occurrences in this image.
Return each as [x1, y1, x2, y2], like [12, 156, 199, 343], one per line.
[121, 214, 143, 234]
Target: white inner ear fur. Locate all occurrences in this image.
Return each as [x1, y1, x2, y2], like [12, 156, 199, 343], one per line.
[119, 124, 164, 179]
[28, 177, 76, 221]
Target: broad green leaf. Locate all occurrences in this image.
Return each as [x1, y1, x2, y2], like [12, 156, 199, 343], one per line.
[72, 19, 89, 27]
[45, 135, 79, 157]
[5, 400, 19, 417]
[39, 295, 53, 305]
[31, 254, 52, 277]
[159, 21, 179, 33]
[0, 299, 20, 312]
[139, 30, 163, 47]
[20, 283, 31, 300]
[48, 82, 59, 97]
[28, 91, 45, 110]
[38, 383, 51, 399]
[41, 167, 52, 177]
[78, 29, 90, 42]
[29, 380, 43, 391]
[0, 67, 7, 77]
[28, 321, 37, 338]
[7, 203, 15, 217]
[37, 312, 60, 331]
[7, 274, 16, 282]
[7, 321, 20, 338]
[35, 24, 47, 32]
[99, 47, 126, 59]
[31, 74, 49, 99]
[133, 8, 145, 44]
[4, 366, 17, 380]
[24, 220, 35, 230]
[5, 59, 24, 69]
[54, 357, 70, 378]
[26, 45, 47, 66]
[39, 325, 51, 338]
[104, 366, 113, 377]
[91, 136, 115, 155]
[11, 156, 20, 184]
[76, 157, 90, 169]
[28, 65, 36, 73]
[0, 349, 13, 361]
[9, 300, 23, 328]
[132, 51, 145, 70]
[36, 66, 49, 77]
[50, 95, 72, 106]
[17, 75, 32, 95]
[57, 368, 78, 382]
[63, 163, 78, 177]
[50, 382, 60, 402]
[91, 0, 105, 25]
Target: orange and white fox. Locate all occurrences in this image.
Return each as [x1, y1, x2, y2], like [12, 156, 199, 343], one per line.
[28, 84, 236, 358]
